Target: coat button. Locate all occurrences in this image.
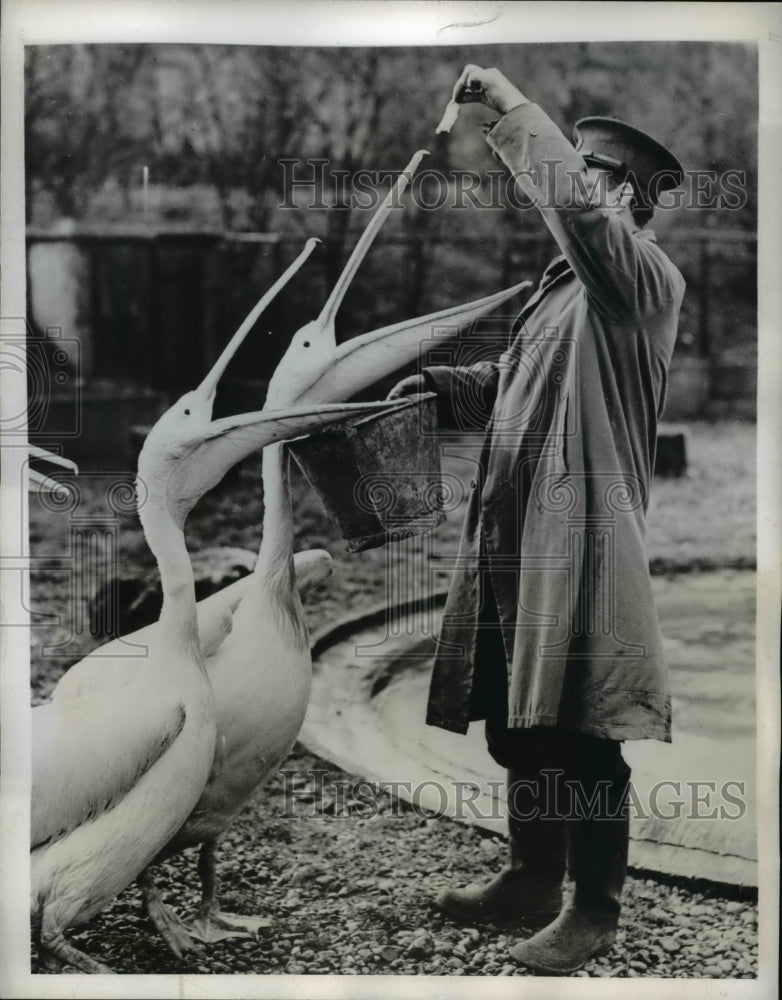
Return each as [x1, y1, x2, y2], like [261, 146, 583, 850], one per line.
[529, 129, 538, 136]
[470, 480, 478, 491]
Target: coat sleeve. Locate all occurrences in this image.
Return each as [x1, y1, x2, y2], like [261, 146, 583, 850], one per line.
[485, 103, 682, 326]
[422, 361, 501, 431]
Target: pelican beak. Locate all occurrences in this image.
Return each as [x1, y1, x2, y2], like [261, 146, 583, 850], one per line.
[175, 400, 404, 507]
[202, 400, 400, 450]
[264, 150, 430, 409]
[27, 447, 78, 497]
[196, 237, 321, 402]
[291, 278, 532, 405]
[313, 149, 430, 340]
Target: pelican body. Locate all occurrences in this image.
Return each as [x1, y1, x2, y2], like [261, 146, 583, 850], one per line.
[32, 408, 218, 973]
[32, 652, 214, 971]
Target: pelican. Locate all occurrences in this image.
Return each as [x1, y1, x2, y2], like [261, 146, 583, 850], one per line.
[52, 149, 531, 951]
[26, 445, 79, 495]
[32, 241, 393, 971]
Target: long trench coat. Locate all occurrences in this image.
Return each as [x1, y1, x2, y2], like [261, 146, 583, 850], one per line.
[423, 103, 685, 743]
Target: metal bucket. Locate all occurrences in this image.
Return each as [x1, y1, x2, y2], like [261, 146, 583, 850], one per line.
[287, 393, 446, 552]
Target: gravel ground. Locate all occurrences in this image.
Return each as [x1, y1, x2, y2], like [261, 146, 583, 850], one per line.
[31, 744, 758, 978]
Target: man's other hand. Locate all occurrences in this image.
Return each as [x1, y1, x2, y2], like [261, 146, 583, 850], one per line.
[387, 374, 425, 400]
[453, 65, 527, 117]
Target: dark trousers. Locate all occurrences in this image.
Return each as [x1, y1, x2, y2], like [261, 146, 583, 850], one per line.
[472, 575, 630, 822]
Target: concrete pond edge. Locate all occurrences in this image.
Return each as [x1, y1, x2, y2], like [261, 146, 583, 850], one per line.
[304, 569, 758, 895]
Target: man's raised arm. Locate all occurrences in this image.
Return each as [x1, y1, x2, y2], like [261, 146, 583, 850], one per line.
[454, 66, 684, 326]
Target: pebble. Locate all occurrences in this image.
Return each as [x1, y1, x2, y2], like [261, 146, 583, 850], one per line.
[407, 932, 434, 958]
[38, 746, 757, 979]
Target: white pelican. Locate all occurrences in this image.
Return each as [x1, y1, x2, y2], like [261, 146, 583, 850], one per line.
[26, 445, 79, 495]
[52, 150, 531, 951]
[32, 240, 394, 971]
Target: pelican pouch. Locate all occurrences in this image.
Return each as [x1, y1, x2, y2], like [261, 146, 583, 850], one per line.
[287, 393, 446, 552]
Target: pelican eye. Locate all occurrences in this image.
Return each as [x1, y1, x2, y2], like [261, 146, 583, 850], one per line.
[303, 341, 310, 348]
[184, 409, 191, 415]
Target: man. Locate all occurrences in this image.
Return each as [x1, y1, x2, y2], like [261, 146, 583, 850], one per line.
[388, 66, 685, 975]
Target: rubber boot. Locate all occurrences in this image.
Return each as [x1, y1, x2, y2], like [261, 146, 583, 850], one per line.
[510, 754, 631, 974]
[435, 766, 566, 927]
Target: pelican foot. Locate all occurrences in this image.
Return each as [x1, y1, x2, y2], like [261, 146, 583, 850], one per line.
[145, 894, 203, 958]
[188, 908, 272, 944]
[38, 933, 113, 974]
[37, 946, 64, 972]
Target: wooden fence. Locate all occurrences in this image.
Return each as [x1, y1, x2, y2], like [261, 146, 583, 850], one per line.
[26, 227, 756, 399]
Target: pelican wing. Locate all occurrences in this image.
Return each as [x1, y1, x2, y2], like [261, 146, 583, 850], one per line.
[147, 550, 329, 659]
[195, 550, 332, 656]
[31, 694, 186, 848]
[197, 581, 245, 658]
[52, 550, 322, 702]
